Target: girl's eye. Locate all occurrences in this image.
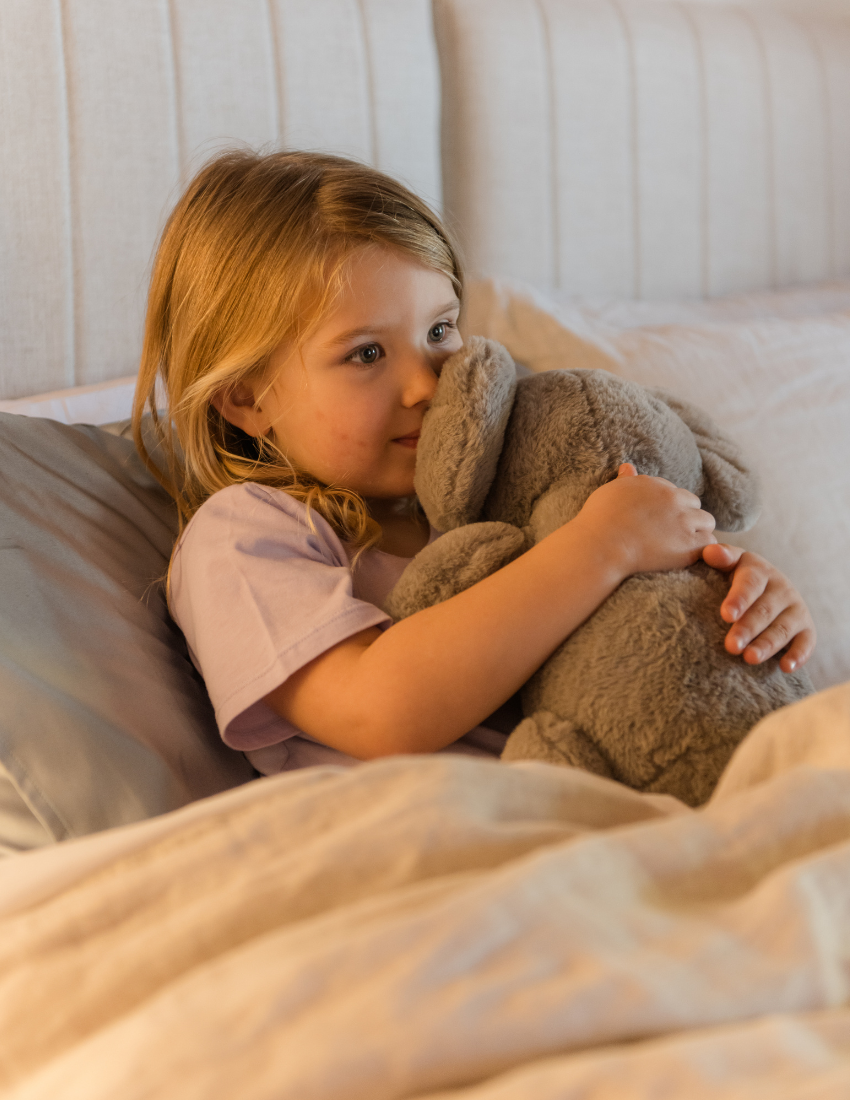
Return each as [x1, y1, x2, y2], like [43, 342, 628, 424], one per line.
[429, 322, 448, 343]
[347, 343, 382, 366]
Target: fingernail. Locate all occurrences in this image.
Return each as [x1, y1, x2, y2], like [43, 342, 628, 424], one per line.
[786, 659, 797, 672]
[728, 606, 740, 621]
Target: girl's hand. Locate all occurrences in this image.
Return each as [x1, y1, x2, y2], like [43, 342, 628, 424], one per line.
[702, 543, 816, 673]
[575, 463, 717, 579]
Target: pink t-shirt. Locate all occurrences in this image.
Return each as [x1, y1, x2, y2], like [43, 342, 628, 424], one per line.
[170, 482, 508, 774]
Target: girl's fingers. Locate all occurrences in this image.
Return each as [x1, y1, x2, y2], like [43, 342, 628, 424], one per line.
[720, 552, 769, 625]
[702, 544, 754, 622]
[733, 604, 794, 662]
[776, 626, 817, 673]
[701, 542, 742, 573]
[724, 591, 778, 656]
[726, 595, 816, 668]
[704, 544, 816, 670]
[740, 616, 816, 671]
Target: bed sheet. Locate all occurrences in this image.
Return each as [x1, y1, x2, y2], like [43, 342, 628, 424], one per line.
[1, 683, 849, 1098]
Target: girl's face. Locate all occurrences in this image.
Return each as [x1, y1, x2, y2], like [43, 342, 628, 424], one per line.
[219, 247, 462, 503]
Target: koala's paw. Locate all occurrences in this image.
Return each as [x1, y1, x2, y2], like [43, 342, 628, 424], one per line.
[384, 522, 527, 620]
[501, 710, 614, 779]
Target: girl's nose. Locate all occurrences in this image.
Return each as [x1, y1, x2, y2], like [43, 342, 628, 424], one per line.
[401, 353, 440, 407]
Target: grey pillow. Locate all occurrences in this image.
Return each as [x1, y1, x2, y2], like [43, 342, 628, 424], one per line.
[0, 413, 254, 849]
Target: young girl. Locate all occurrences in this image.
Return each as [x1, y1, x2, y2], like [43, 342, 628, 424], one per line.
[134, 150, 816, 776]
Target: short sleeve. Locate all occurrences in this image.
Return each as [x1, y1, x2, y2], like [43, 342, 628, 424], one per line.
[169, 483, 390, 750]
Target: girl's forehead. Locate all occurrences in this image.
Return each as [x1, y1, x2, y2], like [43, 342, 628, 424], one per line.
[339, 243, 446, 288]
[342, 247, 457, 308]
[323, 260, 458, 341]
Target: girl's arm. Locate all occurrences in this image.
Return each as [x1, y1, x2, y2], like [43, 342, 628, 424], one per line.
[263, 466, 716, 759]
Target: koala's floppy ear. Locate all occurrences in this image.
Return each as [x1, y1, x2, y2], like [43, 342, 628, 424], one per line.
[415, 337, 517, 530]
[648, 387, 761, 532]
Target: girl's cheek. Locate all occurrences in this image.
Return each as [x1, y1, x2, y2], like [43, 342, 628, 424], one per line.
[344, 395, 391, 435]
[326, 416, 372, 456]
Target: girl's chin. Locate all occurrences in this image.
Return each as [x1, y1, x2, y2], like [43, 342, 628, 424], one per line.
[364, 478, 417, 504]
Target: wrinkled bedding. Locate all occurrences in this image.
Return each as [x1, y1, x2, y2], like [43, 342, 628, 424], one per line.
[2, 685, 850, 1099]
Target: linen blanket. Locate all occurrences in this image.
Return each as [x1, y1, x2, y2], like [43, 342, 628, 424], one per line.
[1, 684, 850, 1099]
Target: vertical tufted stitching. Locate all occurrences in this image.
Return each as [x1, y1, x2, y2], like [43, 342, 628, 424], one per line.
[162, 0, 185, 182]
[55, 0, 76, 388]
[678, 2, 709, 298]
[739, 6, 777, 289]
[609, 0, 640, 299]
[355, 0, 379, 167]
[797, 17, 835, 279]
[533, 0, 560, 291]
[265, 0, 285, 146]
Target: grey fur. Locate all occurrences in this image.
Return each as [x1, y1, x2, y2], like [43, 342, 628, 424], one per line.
[414, 338, 517, 531]
[385, 337, 812, 806]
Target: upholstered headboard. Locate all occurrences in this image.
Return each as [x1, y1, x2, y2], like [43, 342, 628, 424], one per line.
[0, 0, 440, 402]
[2, 0, 850, 405]
[436, 0, 850, 298]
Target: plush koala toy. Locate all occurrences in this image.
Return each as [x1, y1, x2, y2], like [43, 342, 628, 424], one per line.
[384, 337, 812, 806]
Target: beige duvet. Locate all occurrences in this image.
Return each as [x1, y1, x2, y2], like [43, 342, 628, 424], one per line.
[1, 685, 850, 1099]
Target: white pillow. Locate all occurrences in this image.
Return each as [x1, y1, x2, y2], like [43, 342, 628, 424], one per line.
[464, 279, 850, 691]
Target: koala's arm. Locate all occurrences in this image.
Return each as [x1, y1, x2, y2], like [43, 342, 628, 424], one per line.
[384, 522, 529, 621]
[647, 387, 761, 532]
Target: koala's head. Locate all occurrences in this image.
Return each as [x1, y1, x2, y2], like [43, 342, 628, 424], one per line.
[415, 338, 760, 540]
[413, 337, 517, 532]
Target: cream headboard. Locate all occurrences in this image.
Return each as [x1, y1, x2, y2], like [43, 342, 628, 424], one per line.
[3, 0, 850, 404]
[436, 0, 850, 298]
[0, 0, 440, 401]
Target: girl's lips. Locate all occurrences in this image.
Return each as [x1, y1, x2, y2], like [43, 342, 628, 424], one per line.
[393, 431, 420, 449]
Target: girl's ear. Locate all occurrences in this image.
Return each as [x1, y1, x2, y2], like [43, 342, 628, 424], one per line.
[210, 381, 273, 437]
[415, 337, 517, 530]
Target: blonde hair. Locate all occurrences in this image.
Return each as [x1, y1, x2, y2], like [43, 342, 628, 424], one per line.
[133, 149, 463, 551]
